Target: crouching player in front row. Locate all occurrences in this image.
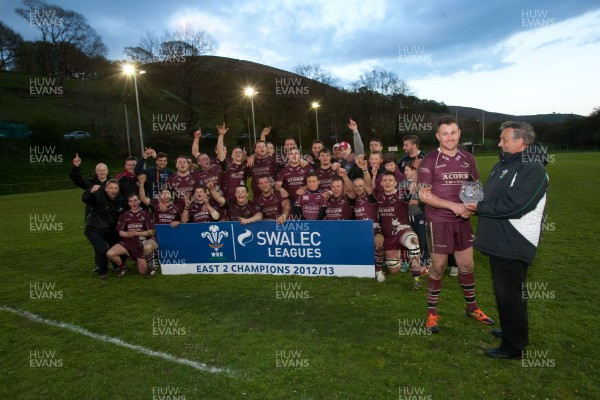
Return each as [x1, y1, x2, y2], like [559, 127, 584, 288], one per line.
[138, 174, 183, 277]
[377, 171, 428, 289]
[351, 156, 386, 282]
[107, 193, 155, 277]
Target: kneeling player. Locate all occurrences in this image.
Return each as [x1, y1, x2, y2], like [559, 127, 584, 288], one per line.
[295, 172, 327, 220]
[107, 193, 155, 277]
[139, 175, 183, 277]
[352, 156, 385, 282]
[377, 171, 427, 289]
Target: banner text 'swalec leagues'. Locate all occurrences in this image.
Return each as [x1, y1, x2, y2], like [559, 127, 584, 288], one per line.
[155, 220, 375, 278]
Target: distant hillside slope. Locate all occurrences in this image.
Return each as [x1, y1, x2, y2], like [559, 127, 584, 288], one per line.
[448, 105, 584, 123]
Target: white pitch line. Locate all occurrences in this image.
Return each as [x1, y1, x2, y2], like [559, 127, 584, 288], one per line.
[1, 305, 234, 376]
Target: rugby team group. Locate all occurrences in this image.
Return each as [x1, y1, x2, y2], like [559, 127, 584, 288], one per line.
[70, 116, 549, 359]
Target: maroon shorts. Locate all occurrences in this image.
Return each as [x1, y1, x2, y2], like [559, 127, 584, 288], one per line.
[383, 226, 415, 252]
[426, 220, 473, 254]
[118, 237, 152, 259]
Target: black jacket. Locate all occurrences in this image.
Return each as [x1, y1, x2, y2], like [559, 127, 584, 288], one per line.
[134, 158, 173, 199]
[69, 166, 109, 190]
[474, 144, 549, 265]
[82, 188, 127, 234]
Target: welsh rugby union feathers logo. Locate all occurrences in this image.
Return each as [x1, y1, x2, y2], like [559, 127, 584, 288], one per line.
[201, 225, 228, 248]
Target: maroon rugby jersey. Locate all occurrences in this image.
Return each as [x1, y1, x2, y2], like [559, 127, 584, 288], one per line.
[275, 152, 311, 168]
[116, 208, 154, 246]
[254, 190, 289, 220]
[149, 198, 182, 225]
[165, 173, 197, 207]
[210, 156, 232, 169]
[296, 190, 326, 220]
[224, 199, 261, 221]
[316, 167, 337, 191]
[249, 156, 278, 199]
[275, 152, 288, 169]
[187, 200, 221, 223]
[353, 193, 379, 223]
[221, 161, 249, 200]
[418, 148, 479, 222]
[377, 189, 410, 238]
[325, 195, 354, 220]
[393, 169, 407, 184]
[277, 164, 312, 203]
[193, 167, 223, 192]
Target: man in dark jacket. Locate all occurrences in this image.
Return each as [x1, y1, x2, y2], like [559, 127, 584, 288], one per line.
[465, 121, 549, 359]
[115, 156, 139, 198]
[69, 153, 110, 191]
[83, 179, 127, 279]
[134, 148, 173, 200]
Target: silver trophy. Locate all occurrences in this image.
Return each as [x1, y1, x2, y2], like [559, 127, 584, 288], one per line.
[459, 180, 484, 203]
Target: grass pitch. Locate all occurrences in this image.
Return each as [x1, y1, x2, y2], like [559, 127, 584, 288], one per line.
[0, 153, 598, 399]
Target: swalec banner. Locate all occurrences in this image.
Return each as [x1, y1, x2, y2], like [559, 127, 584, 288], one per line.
[155, 220, 375, 278]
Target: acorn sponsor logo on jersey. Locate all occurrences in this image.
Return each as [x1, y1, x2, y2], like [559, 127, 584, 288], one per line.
[441, 172, 469, 181]
[326, 207, 343, 217]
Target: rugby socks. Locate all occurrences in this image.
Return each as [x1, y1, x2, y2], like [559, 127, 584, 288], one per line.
[458, 271, 478, 312]
[145, 252, 155, 272]
[375, 247, 384, 272]
[426, 277, 442, 316]
[410, 258, 422, 277]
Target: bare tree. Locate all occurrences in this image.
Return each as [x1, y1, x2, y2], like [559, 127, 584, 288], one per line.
[351, 67, 412, 96]
[124, 28, 216, 64]
[15, 0, 108, 78]
[0, 22, 24, 71]
[294, 63, 340, 87]
[124, 27, 218, 125]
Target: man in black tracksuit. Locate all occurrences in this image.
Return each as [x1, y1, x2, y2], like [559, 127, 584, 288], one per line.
[465, 121, 549, 359]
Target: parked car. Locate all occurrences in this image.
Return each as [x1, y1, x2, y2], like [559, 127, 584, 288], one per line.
[64, 131, 91, 139]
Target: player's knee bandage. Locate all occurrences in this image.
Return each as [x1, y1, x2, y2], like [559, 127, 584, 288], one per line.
[385, 259, 400, 268]
[402, 233, 420, 257]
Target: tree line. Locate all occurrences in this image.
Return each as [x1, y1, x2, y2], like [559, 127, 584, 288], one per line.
[1, 0, 598, 151]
